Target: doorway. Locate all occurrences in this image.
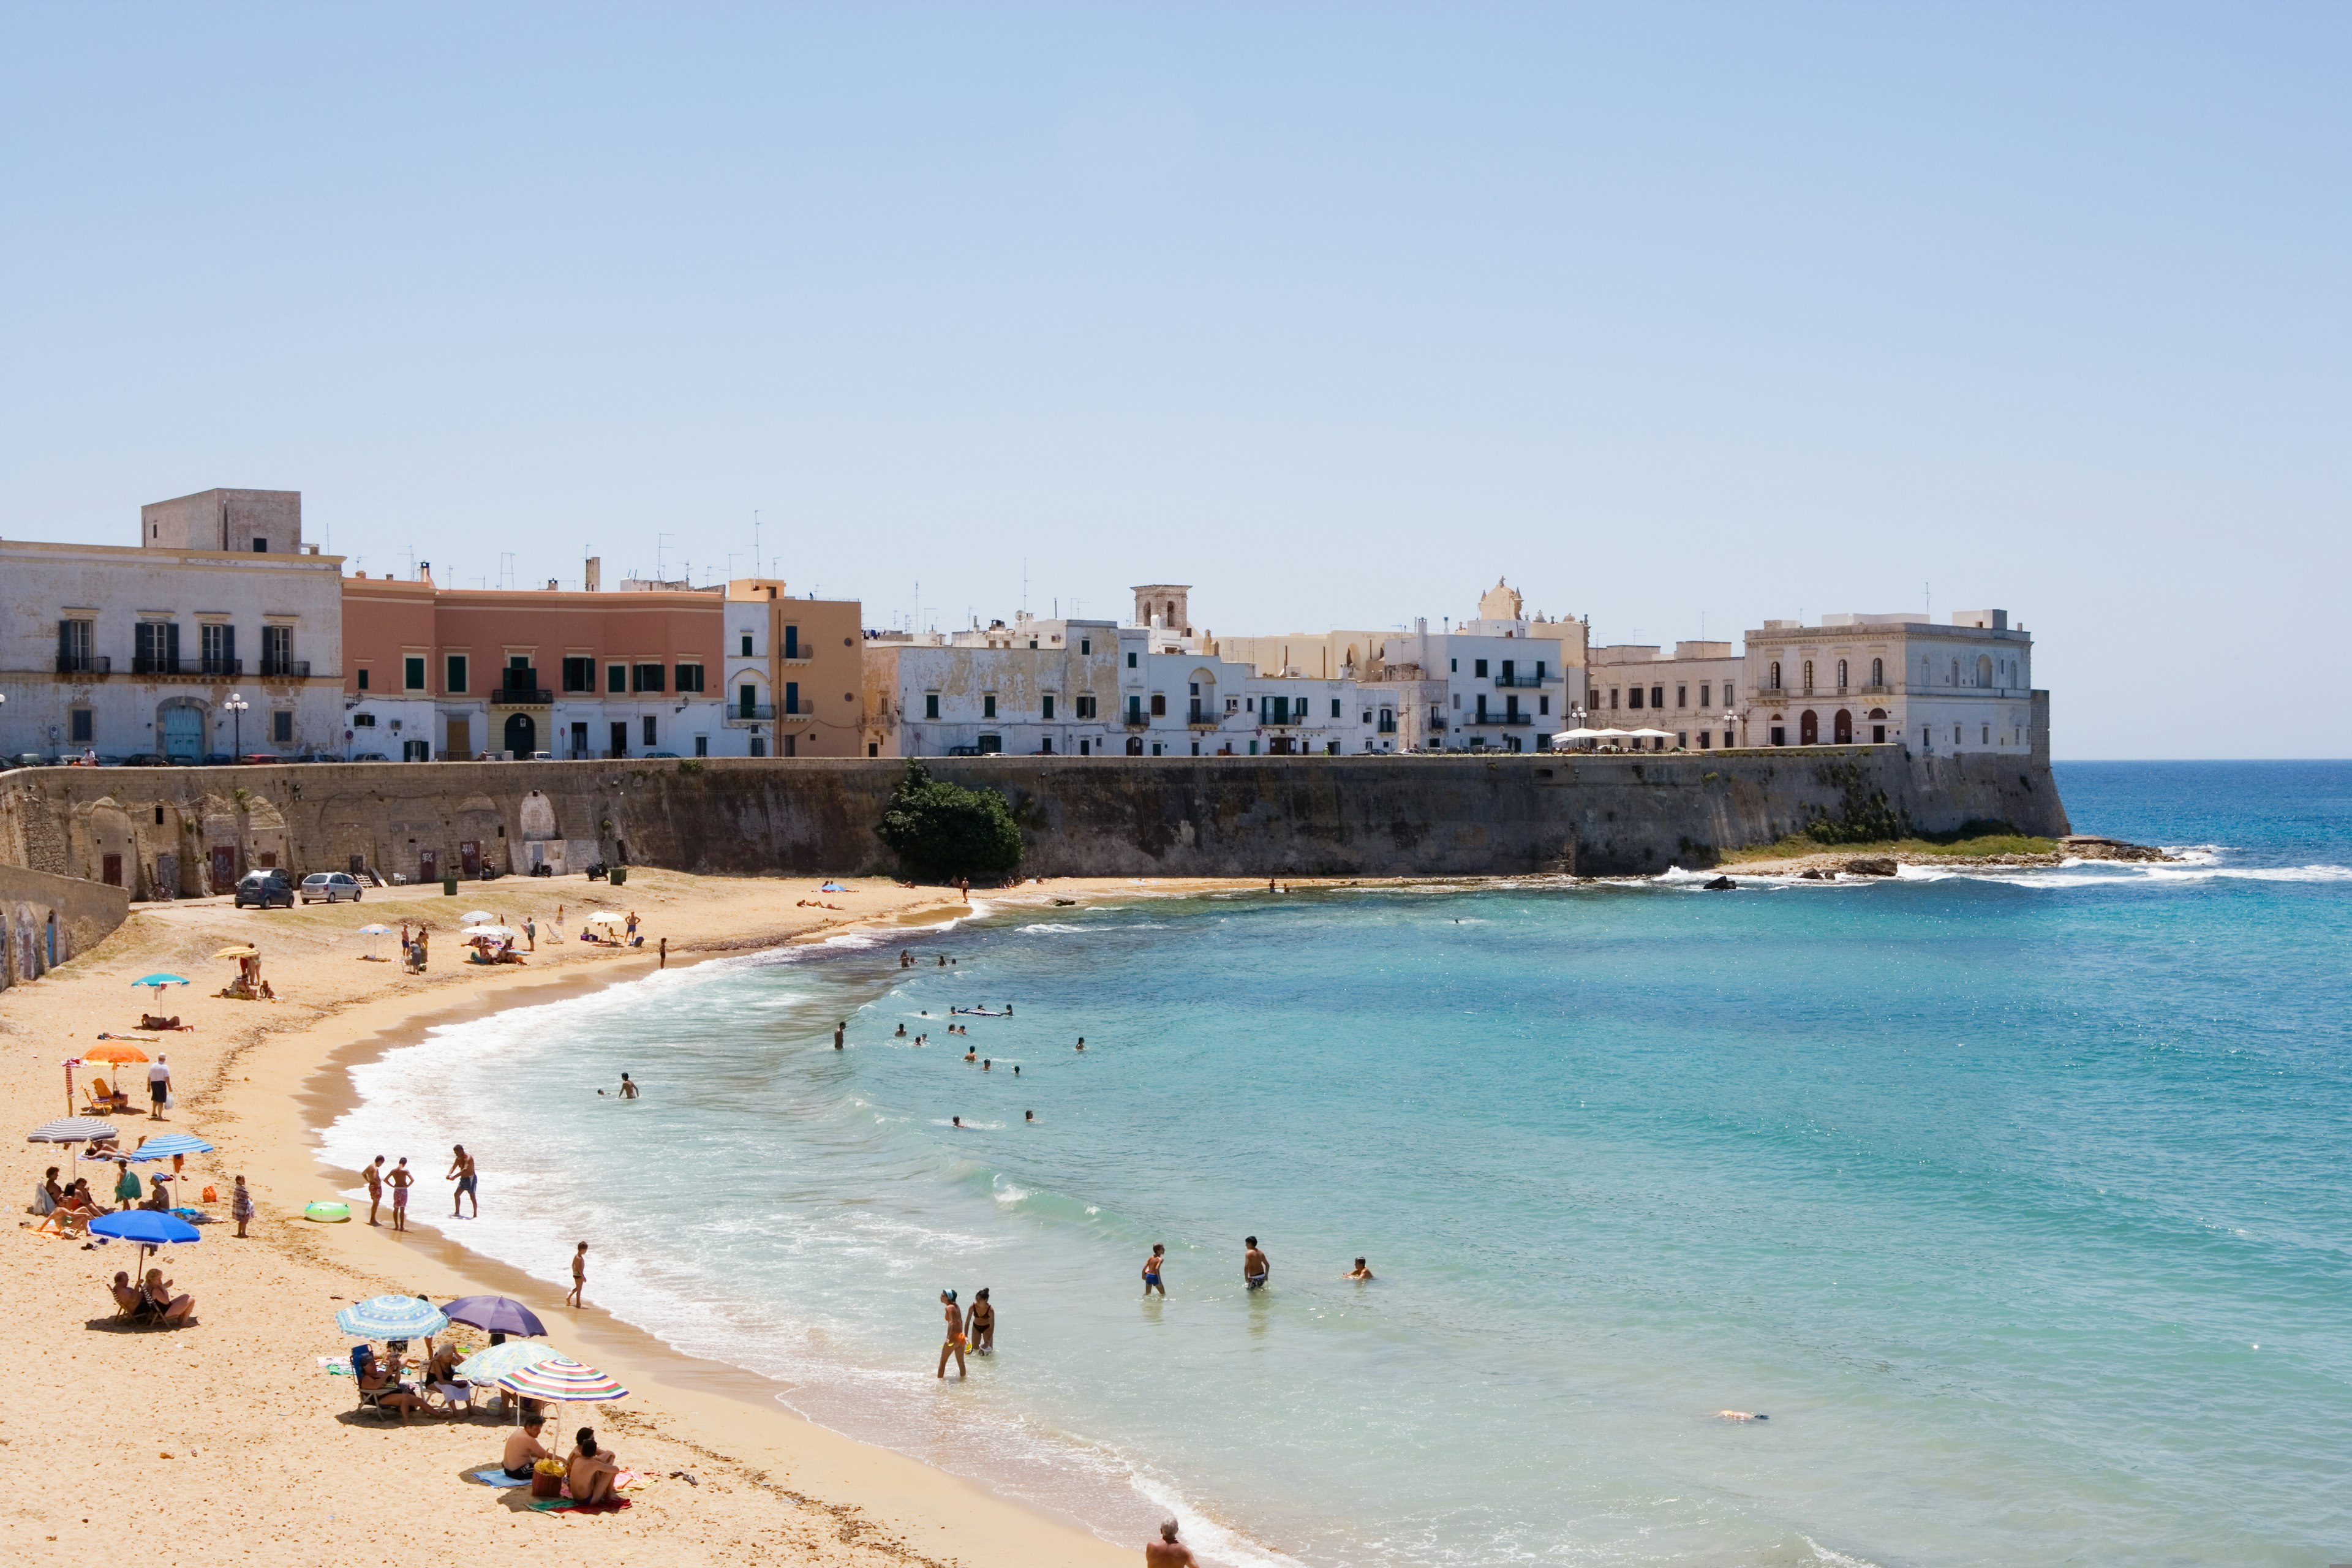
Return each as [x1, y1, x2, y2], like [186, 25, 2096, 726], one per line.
[446, 717, 472, 758]
[1799, 710, 1819, 745]
[609, 722, 628, 759]
[162, 705, 203, 763]
[420, 848, 438, 882]
[209, 845, 236, 890]
[503, 713, 537, 757]
[1833, 709, 1853, 744]
[459, 840, 482, 877]
[571, 722, 589, 758]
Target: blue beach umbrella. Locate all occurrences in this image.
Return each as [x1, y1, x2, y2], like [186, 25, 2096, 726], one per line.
[89, 1210, 201, 1247]
[441, 1295, 548, 1337]
[335, 1294, 451, 1340]
[126, 1133, 215, 1163]
[132, 974, 190, 997]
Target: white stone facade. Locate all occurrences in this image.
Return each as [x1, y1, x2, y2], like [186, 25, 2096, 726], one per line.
[1743, 611, 2037, 754]
[1585, 642, 1746, 750]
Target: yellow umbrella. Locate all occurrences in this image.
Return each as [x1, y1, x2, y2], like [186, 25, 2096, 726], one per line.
[214, 945, 258, 960]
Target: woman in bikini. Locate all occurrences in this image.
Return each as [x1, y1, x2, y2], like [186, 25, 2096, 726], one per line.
[967, 1288, 995, 1354]
[937, 1289, 968, 1379]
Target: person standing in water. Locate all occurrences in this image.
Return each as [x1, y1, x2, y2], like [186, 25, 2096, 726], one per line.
[834, 1020, 845, 1050]
[447, 1144, 478, 1218]
[1142, 1243, 1166, 1297]
[387, 1157, 413, 1232]
[619, 1073, 639, 1099]
[967, 1288, 995, 1354]
[937, 1289, 968, 1379]
[1146, 1518, 1197, 1567]
[1243, 1236, 1270, 1290]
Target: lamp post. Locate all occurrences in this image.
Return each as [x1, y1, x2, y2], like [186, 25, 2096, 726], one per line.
[223, 692, 249, 759]
[1567, 704, 1587, 750]
[1724, 710, 1738, 749]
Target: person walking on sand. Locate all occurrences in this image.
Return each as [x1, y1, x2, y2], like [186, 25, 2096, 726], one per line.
[1243, 1236, 1270, 1291]
[1142, 1243, 1166, 1297]
[231, 1174, 255, 1237]
[364, 1155, 386, 1226]
[1145, 1518, 1197, 1568]
[937, 1289, 968, 1379]
[958, 876, 969, 905]
[447, 1144, 478, 1218]
[567, 1241, 588, 1307]
[146, 1054, 171, 1121]
[387, 1157, 413, 1232]
[524, 915, 537, 952]
[658, 935, 668, 968]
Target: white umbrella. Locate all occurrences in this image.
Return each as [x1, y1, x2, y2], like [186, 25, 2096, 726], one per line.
[586, 911, 627, 928]
[458, 910, 497, 924]
[356, 923, 393, 960]
[460, 925, 519, 940]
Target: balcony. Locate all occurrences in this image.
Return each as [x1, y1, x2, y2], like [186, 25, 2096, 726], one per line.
[132, 655, 243, 679]
[1466, 710, 1536, 726]
[1489, 671, 1555, 688]
[200, 657, 242, 678]
[1124, 710, 1152, 728]
[258, 658, 311, 679]
[777, 703, 815, 725]
[489, 687, 553, 706]
[1186, 708, 1227, 727]
[55, 655, 111, 677]
[725, 703, 777, 726]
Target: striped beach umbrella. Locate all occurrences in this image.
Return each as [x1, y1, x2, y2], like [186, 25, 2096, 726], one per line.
[494, 1355, 627, 1403]
[126, 1133, 214, 1163]
[454, 1340, 561, 1384]
[334, 1294, 451, 1340]
[29, 1117, 120, 1144]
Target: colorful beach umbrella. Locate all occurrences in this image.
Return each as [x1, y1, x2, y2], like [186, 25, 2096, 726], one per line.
[29, 1117, 121, 1144]
[214, 946, 258, 960]
[132, 974, 189, 995]
[126, 1133, 214, 1162]
[89, 1210, 201, 1247]
[454, 1340, 562, 1384]
[441, 1295, 548, 1337]
[494, 1354, 627, 1403]
[334, 1294, 451, 1340]
[82, 1043, 149, 1065]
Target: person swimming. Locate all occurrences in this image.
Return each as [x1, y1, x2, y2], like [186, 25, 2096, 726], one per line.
[1347, 1257, 1374, 1281]
[1714, 1410, 1768, 1422]
[1024, 1109, 1034, 1123]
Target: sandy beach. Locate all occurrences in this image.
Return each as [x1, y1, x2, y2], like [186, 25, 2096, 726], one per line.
[0, 868, 1205, 1568]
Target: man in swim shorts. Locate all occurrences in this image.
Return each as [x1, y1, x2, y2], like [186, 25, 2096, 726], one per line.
[1142, 1243, 1166, 1297]
[568, 1241, 589, 1307]
[937, 1289, 968, 1379]
[1145, 1518, 1197, 1568]
[447, 1144, 478, 1218]
[1243, 1237, 1270, 1290]
[388, 1158, 412, 1232]
[503, 1417, 552, 1480]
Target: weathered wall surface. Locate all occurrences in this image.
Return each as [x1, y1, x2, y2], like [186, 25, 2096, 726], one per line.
[0, 863, 130, 989]
[0, 746, 2069, 888]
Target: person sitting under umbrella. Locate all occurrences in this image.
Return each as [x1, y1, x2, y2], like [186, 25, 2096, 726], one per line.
[567, 1427, 624, 1506]
[355, 1348, 426, 1420]
[502, 1417, 553, 1481]
[141, 1267, 195, 1325]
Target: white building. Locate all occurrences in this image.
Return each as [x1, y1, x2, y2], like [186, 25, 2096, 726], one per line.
[1743, 610, 2038, 754]
[1585, 641, 1745, 750]
[0, 488, 347, 763]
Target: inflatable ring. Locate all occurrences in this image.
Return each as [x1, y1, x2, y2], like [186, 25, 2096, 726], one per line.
[303, 1200, 352, 1223]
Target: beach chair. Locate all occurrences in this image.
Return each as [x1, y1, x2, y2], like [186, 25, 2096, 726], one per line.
[355, 1382, 404, 1420]
[82, 1080, 113, 1114]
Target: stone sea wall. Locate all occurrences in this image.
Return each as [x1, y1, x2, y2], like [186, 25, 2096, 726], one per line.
[0, 746, 2070, 890]
[0, 862, 131, 989]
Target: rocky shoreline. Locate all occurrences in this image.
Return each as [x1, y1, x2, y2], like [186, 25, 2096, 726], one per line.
[1718, 834, 2179, 880]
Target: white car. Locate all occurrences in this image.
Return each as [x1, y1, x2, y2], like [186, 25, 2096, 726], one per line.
[300, 872, 365, 904]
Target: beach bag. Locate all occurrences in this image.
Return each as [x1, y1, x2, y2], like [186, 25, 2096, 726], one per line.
[530, 1461, 565, 1499]
[164, 1090, 176, 1110]
[201, 1185, 218, 1204]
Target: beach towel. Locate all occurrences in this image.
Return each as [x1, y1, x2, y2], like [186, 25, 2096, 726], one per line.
[527, 1496, 633, 1514]
[316, 1356, 353, 1376]
[469, 1467, 530, 1487]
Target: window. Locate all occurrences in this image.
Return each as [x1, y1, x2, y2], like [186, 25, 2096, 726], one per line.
[1837, 659, 1849, 688]
[272, 711, 293, 744]
[404, 656, 425, 692]
[1983, 725, 1990, 744]
[1075, 695, 1097, 718]
[1536, 661, 1547, 679]
[784, 625, 800, 659]
[633, 663, 665, 693]
[1628, 687, 1643, 710]
[1150, 693, 1167, 716]
[252, 537, 268, 552]
[1475, 658, 1489, 677]
[607, 663, 627, 693]
[1127, 695, 1143, 722]
[1871, 657, 1883, 686]
[1539, 695, 1550, 715]
[357, 667, 371, 690]
[784, 681, 799, 715]
[1699, 683, 1711, 709]
[202, 623, 237, 674]
[1698, 731, 1711, 750]
[353, 712, 377, 727]
[1954, 725, 1962, 744]
[1080, 638, 1091, 655]
[1608, 688, 1618, 709]
[1330, 698, 1342, 718]
[69, 708, 93, 743]
[740, 633, 753, 657]
[674, 663, 704, 693]
[1770, 662, 1782, 690]
[1651, 685, 1664, 709]
[983, 693, 998, 719]
[262, 624, 294, 675]
[1449, 658, 1458, 673]
[137, 620, 180, 673]
[925, 693, 940, 720]
[644, 716, 658, 745]
[562, 657, 594, 692]
[1042, 695, 1055, 720]
[1126, 651, 1138, 668]
[58, 619, 94, 673]
[1676, 685, 1686, 709]
[695, 735, 709, 757]
[445, 654, 468, 693]
[1802, 660, 1814, 692]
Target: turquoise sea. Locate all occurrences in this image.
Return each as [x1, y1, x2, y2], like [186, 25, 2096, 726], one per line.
[325, 761, 2352, 1567]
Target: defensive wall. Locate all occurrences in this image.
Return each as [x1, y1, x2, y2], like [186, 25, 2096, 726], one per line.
[0, 746, 2070, 894]
[0, 862, 132, 990]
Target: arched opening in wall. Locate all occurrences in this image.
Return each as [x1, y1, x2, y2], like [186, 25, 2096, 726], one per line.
[1977, 654, 1993, 688]
[1833, 709, 1853, 744]
[1803, 660, 1814, 693]
[1871, 657, 1884, 687]
[1126, 736, 1144, 756]
[1799, 709, 1819, 745]
[1769, 661, 1782, 690]
[503, 713, 537, 758]
[1836, 659, 1848, 690]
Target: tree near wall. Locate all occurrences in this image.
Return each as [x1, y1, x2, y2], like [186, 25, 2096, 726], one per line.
[874, 761, 1023, 883]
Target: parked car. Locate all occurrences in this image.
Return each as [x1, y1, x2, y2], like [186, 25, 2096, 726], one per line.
[299, 872, 364, 905]
[202, 753, 238, 766]
[239, 753, 282, 765]
[349, 751, 390, 762]
[10, 753, 48, 769]
[644, 750, 681, 758]
[233, 869, 295, 909]
[120, 753, 167, 767]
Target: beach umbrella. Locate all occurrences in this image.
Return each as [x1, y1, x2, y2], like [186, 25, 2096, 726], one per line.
[586, 911, 627, 927]
[214, 946, 258, 960]
[334, 1294, 451, 1340]
[455, 1340, 562, 1383]
[356, 924, 393, 960]
[458, 910, 498, 925]
[441, 1295, 548, 1336]
[29, 1117, 121, 1144]
[82, 1044, 149, 1065]
[818, 881, 848, 893]
[460, 925, 518, 940]
[132, 974, 189, 997]
[494, 1354, 627, 1404]
[89, 1209, 200, 1247]
[125, 1133, 214, 1162]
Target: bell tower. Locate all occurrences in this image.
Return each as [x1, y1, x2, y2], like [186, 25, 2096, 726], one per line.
[1130, 584, 1193, 637]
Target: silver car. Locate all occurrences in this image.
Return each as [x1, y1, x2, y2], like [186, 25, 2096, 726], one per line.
[299, 872, 364, 904]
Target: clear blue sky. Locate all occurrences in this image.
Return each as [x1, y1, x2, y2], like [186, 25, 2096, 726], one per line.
[2, 4, 2343, 757]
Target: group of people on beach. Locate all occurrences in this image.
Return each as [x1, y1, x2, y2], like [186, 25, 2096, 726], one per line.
[360, 1145, 478, 1231]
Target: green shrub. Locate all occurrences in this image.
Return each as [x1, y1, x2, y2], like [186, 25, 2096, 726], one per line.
[874, 761, 1023, 882]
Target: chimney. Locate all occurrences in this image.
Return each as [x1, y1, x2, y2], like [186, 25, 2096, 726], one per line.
[584, 556, 601, 592]
[546, 578, 559, 592]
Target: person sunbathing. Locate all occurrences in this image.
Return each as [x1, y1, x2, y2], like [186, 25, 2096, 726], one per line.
[566, 1428, 623, 1506]
[111, 1270, 154, 1319]
[356, 1350, 424, 1419]
[141, 1268, 195, 1325]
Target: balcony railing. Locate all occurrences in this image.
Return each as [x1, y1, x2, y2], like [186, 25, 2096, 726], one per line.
[258, 658, 311, 679]
[490, 687, 553, 706]
[1125, 710, 1152, 727]
[55, 655, 110, 676]
[1187, 709, 1227, 726]
[725, 704, 777, 725]
[1468, 710, 1536, 726]
[200, 657, 242, 677]
[1489, 672, 1555, 688]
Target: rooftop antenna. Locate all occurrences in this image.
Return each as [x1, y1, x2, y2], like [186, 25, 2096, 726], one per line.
[753, 510, 761, 581]
[657, 533, 676, 581]
[1925, 581, 1932, 620]
[1022, 557, 1029, 616]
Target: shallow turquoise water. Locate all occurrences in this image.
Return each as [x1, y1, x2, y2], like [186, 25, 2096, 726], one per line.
[328, 761, 2352, 1566]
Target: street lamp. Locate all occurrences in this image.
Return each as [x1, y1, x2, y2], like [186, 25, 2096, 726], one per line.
[223, 692, 249, 758]
[1723, 710, 1738, 749]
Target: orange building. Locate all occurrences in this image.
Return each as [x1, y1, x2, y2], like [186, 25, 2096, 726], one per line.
[722, 579, 867, 758]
